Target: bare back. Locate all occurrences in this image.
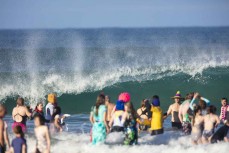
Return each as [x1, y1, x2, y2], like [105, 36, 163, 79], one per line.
[106, 103, 115, 121]
[203, 114, 220, 131]
[179, 100, 190, 122]
[12, 106, 30, 122]
[192, 115, 204, 133]
[35, 125, 50, 153]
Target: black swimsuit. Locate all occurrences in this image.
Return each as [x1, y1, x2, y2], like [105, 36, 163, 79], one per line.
[14, 113, 27, 125]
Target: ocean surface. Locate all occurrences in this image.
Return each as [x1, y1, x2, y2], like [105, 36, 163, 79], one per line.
[1, 27, 229, 152]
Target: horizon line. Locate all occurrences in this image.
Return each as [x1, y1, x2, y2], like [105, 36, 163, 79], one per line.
[0, 25, 229, 30]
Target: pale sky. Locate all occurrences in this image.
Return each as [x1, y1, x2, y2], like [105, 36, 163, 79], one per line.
[0, 0, 229, 29]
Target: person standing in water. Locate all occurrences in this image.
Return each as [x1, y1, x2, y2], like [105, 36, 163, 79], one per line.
[137, 99, 151, 131]
[34, 115, 51, 153]
[124, 101, 138, 145]
[0, 104, 7, 153]
[32, 102, 49, 124]
[109, 100, 127, 132]
[164, 91, 183, 130]
[202, 105, 220, 144]
[45, 94, 57, 124]
[105, 95, 115, 126]
[211, 119, 229, 143]
[8, 125, 27, 153]
[150, 95, 163, 135]
[90, 94, 109, 145]
[179, 93, 194, 135]
[191, 106, 204, 145]
[219, 98, 228, 123]
[12, 98, 32, 132]
[50, 106, 65, 133]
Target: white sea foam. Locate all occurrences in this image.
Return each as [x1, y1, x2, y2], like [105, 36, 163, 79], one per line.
[6, 131, 228, 153]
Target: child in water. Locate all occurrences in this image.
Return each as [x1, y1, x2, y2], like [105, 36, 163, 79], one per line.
[34, 115, 51, 153]
[8, 126, 27, 153]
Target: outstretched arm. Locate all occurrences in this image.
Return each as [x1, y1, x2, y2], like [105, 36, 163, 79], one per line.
[201, 97, 210, 106]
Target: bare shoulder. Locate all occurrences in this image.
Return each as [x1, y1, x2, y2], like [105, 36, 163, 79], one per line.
[214, 114, 219, 119]
[109, 103, 115, 108]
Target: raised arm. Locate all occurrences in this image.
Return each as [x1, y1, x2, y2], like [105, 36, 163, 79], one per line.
[201, 97, 210, 106]
[189, 93, 199, 111]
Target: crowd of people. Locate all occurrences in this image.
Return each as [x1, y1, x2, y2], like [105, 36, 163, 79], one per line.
[0, 91, 228, 152]
[90, 91, 229, 145]
[0, 93, 66, 153]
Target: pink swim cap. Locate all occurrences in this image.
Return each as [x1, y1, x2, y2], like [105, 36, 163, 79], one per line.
[118, 92, 131, 103]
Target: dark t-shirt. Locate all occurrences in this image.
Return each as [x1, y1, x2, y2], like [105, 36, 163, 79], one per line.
[211, 125, 229, 143]
[12, 137, 26, 153]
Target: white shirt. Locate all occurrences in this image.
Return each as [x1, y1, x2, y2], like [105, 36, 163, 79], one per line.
[45, 103, 54, 121]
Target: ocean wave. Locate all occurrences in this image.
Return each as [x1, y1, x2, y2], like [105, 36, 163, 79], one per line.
[1, 28, 229, 104]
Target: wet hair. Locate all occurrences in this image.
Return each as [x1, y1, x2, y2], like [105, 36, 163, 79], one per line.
[221, 98, 228, 103]
[207, 105, 217, 114]
[199, 100, 207, 110]
[185, 93, 194, 100]
[105, 95, 110, 100]
[141, 99, 146, 107]
[152, 95, 159, 100]
[17, 97, 24, 106]
[192, 105, 201, 126]
[0, 104, 6, 117]
[13, 125, 24, 138]
[125, 102, 138, 120]
[36, 102, 43, 109]
[95, 94, 105, 116]
[34, 115, 45, 126]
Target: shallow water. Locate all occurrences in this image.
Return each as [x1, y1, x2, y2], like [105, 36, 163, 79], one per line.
[4, 114, 229, 153]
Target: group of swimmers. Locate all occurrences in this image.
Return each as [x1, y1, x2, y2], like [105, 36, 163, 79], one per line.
[89, 91, 229, 145]
[0, 93, 65, 153]
[0, 91, 228, 152]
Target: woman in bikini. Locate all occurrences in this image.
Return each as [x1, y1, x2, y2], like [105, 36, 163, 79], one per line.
[12, 97, 32, 132]
[137, 99, 151, 131]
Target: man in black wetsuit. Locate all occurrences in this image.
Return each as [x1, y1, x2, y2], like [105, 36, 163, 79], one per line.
[211, 120, 229, 143]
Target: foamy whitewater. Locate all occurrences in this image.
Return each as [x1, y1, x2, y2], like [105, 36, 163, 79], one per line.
[1, 28, 229, 152]
[4, 115, 229, 153]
